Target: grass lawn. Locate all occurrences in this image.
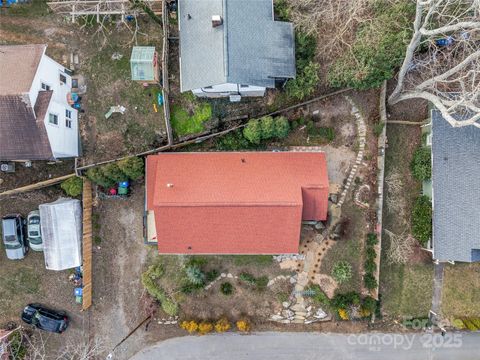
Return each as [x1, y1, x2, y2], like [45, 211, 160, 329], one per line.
[321, 202, 365, 294]
[380, 123, 434, 318]
[381, 263, 433, 318]
[171, 102, 212, 136]
[442, 263, 480, 318]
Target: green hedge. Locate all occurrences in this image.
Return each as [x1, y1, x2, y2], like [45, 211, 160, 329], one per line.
[411, 147, 431, 181]
[412, 196, 432, 245]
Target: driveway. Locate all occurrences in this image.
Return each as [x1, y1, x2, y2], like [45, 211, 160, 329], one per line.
[130, 332, 479, 360]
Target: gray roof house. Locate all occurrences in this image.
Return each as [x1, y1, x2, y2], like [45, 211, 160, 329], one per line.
[431, 110, 480, 262]
[178, 0, 296, 100]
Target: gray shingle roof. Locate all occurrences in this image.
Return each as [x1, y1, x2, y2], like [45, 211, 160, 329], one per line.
[432, 110, 480, 262]
[178, 0, 295, 91]
[0, 92, 53, 161]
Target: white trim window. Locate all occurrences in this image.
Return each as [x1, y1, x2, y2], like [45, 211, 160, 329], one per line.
[48, 113, 58, 125]
[41, 82, 51, 91]
[65, 109, 72, 128]
[59, 73, 67, 85]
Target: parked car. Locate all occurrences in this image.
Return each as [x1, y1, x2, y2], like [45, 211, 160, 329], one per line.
[1, 214, 28, 260]
[21, 304, 69, 333]
[27, 210, 42, 251]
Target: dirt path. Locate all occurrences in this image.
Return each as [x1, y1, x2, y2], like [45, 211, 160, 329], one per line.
[90, 184, 153, 358]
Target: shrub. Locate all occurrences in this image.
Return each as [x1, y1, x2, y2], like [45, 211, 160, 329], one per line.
[366, 233, 379, 247]
[185, 265, 206, 286]
[6, 332, 27, 360]
[141, 265, 178, 316]
[452, 318, 465, 330]
[332, 261, 353, 284]
[331, 292, 361, 309]
[101, 163, 128, 182]
[215, 130, 252, 151]
[362, 296, 377, 314]
[239, 272, 256, 285]
[305, 284, 330, 307]
[411, 147, 431, 181]
[364, 258, 377, 273]
[206, 269, 219, 283]
[161, 299, 179, 316]
[286, 61, 320, 100]
[412, 195, 432, 245]
[198, 321, 214, 335]
[274, 0, 290, 21]
[61, 176, 83, 197]
[117, 156, 144, 180]
[462, 318, 478, 331]
[260, 116, 276, 140]
[214, 318, 231, 333]
[295, 32, 317, 69]
[363, 273, 378, 290]
[86, 167, 115, 188]
[236, 320, 250, 332]
[180, 320, 199, 333]
[338, 308, 349, 320]
[306, 123, 335, 143]
[220, 282, 234, 295]
[93, 236, 102, 245]
[366, 247, 377, 261]
[274, 116, 290, 139]
[243, 119, 262, 144]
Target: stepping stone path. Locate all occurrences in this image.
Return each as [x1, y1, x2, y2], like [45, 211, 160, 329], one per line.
[338, 96, 367, 207]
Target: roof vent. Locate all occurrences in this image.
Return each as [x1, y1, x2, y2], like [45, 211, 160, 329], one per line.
[167, 183, 174, 188]
[212, 15, 223, 27]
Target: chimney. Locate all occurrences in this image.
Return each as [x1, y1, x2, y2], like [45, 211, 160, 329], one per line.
[212, 15, 223, 27]
[167, 183, 174, 188]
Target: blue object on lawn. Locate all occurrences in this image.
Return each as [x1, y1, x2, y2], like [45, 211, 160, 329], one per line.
[74, 287, 83, 297]
[157, 93, 163, 106]
[125, 15, 134, 21]
[119, 181, 129, 188]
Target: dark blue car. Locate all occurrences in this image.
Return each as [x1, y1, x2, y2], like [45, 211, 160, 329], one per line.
[21, 304, 69, 333]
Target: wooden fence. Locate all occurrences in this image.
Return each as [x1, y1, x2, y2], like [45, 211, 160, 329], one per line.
[82, 179, 93, 310]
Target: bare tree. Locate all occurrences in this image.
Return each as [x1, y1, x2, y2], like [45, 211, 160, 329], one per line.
[284, 0, 373, 57]
[389, 0, 480, 127]
[385, 229, 416, 264]
[5, 328, 103, 360]
[385, 169, 407, 220]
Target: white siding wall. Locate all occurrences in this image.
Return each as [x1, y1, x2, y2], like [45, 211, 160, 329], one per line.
[192, 82, 266, 98]
[29, 54, 79, 158]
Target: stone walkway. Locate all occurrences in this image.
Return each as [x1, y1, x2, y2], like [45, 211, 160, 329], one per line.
[277, 99, 369, 324]
[338, 96, 367, 207]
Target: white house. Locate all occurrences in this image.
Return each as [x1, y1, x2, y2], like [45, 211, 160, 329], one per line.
[0, 44, 79, 161]
[178, 0, 296, 100]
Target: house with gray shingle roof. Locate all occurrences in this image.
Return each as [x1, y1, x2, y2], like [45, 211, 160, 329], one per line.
[0, 44, 79, 161]
[178, 0, 296, 100]
[431, 110, 480, 262]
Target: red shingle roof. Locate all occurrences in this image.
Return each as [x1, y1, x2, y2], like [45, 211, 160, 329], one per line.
[146, 152, 329, 254]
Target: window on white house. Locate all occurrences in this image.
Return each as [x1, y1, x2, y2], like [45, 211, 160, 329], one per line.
[66, 119, 72, 128]
[41, 83, 51, 91]
[240, 84, 249, 88]
[59, 73, 67, 84]
[49, 113, 58, 125]
[65, 109, 72, 119]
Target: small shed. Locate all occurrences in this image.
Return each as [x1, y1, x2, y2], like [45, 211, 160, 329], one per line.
[130, 46, 159, 83]
[39, 198, 82, 271]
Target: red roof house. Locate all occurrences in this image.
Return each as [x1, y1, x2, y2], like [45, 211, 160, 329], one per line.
[146, 152, 329, 254]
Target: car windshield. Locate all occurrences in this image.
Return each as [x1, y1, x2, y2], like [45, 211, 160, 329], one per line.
[29, 217, 40, 225]
[4, 235, 17, 243]
[29, 231, 39, 237]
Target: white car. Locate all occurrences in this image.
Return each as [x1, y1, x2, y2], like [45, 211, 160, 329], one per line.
[27, 210, 43, 251]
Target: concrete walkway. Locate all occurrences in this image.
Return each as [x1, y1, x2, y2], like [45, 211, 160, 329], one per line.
[430, 262, 445, 325]
[130, 332, 479, 360]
